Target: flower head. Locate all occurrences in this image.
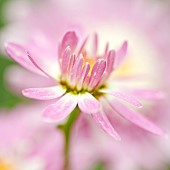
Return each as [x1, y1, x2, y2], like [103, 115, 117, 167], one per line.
[5, 31, 164, 140]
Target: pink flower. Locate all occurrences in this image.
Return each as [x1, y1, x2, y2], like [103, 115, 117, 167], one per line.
[5, 31, 165, 140]
[0, 105, 58, 170]
[0, 104, 65, 170]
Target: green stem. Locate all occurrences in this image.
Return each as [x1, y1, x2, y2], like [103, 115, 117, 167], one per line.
[58, 107, 80, 170]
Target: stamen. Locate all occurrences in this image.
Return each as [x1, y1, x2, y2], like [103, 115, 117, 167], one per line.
[58, 33, 124, 93]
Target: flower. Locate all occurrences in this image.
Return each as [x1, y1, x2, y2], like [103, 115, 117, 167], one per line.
[0, 104, 113, 170]
[0, 103, 66, 170]
[5, 31, 164, 140]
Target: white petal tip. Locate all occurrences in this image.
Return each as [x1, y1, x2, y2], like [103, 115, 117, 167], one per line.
[22, 90, 29, 97]
[43, 117, 58, 123]
[5, 42, 9, 48]
[22, 89, 38, 100]
[138, 105, 143, 108]
[109, 129, 121, 141]
[43, 118, 54, 123]
[112, 135, 121, 141]
[5, 42, 12, 54]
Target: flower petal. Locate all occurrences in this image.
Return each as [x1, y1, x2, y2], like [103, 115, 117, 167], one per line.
[100, 50, 115, 83]
[27, 51, 55, 79]
[61, 31, 78, 52]
[100, 89, 142, 108]
[77, 62, 90, 90]
[5, 42, 41, 75]
[103, 42, 109, 58]
[69, 54, 84, 87]
[88, 59, 106, 90]
[114, 41, 128, 68]
[43, 93, 78, 122]
[77, 36, 88, 56]
[106, 50, 115, 74]
[67, 54, 76, 75]
[5, 42, 55, 79]
[22, 85, 66, 100]
[75, 55, 84, 81]
[127, 89, 165, 100]
[92, 111, 121, 140]
[108, 99, 165, 136]
[78, 92, 101, 114]
[61, 46, 71, 75]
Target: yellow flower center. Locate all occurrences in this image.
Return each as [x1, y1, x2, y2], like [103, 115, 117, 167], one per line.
[82, 50, 96, 72]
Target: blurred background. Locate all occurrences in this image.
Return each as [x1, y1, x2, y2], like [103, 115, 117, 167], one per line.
[0, 0, 170, 170]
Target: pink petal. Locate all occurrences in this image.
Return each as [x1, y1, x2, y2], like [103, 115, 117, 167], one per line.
[67, 54, 76, 75]
[69, 55, 84, 87]
[61, 31, 78, 52]
[77, 36, 88, 56]
[77, 62, 90, 90]
[100, 89, 142, 108]
[114, 41, 128, 68]
[127, 89, 165, 100]
[22, 85, 66, 100]
[74, 55, 84, 82]
[5, 42, 55, 79]
[99, 50, 115, 85]
[6, 65, 54, 93]
[27, 51, 54, 79]
[88, 59, 106, 91]
[5, 42, 42, 75]
[106, 50, 115, 74]
[61, 46, 71, 75]
[43, 93, 78, 122]
[92, 111, 121, 140]
[83, 75, 90, 89]
[103, 42, 109, 58]
[78, 92, 101, 114]
[108, 99, 165, 136]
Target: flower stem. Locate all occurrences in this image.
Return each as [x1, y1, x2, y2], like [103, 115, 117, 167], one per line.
[58, 107, 80, 170]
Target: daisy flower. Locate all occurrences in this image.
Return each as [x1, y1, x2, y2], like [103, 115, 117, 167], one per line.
[5, 31, 164, 140]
